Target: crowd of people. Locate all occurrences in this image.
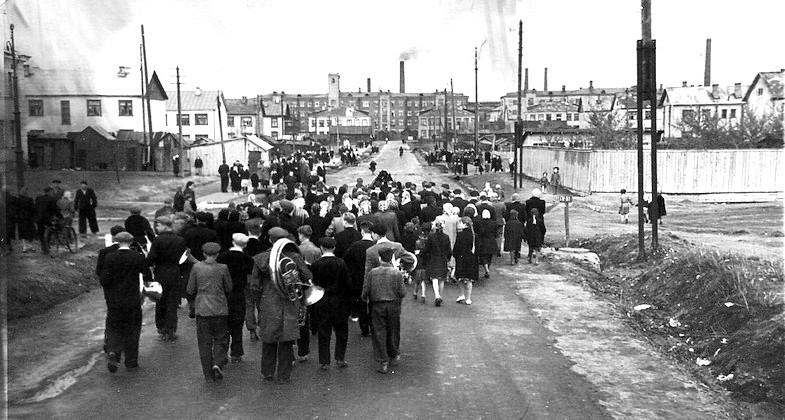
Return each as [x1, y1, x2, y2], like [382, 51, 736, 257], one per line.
[95, 166, 553, 384]
[423, 148, 511, 176]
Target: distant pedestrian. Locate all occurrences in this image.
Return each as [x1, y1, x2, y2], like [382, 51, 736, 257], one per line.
[194, 156, 204, 176]
[187, 242, 232, 382]
[100, 232, 146, 373]
[218, 161, 230, 193]
[361, 247, 405, 374]
[503, 209, 524, 264]
[550, 166, 561, 195]
[618, 189, 633, 224]
[539, 172, 550, 192]
[74, 181, 99, 236]
[172, 155, 181, 176]
[524, 208, 546, 265]
[57, 190, 75, 228]
[369, 160, 377, 175]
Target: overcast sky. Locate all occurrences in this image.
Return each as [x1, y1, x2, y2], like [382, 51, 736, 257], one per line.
[5, 0, 784, 101]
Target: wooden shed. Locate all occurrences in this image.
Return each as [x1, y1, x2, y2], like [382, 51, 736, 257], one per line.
[186, 135, 273, 176]
[72, 126, 143, 171]
[27, 132, 76, 169]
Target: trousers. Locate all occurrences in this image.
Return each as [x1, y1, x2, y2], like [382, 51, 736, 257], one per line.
[350, 293, 370, 335]
[297, 313, 310, 357]
[105, 306, 143, 367]
[245, 291, 262, 332]
[261, 341, 294, 381]
[227, 303, 245, 357]
[196, 316, 228, 380]
[370, 301, 401, 363]
[155, 283, 180, 333]
[220, 176, 229, 192]
[314, 295, 349, 365]
[78, 208, 99, 234]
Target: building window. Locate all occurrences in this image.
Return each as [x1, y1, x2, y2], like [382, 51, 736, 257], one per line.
[681, 109, 694, 121]
[644, 110, 651, 120]
[195, 113, 208, 125]
[271, 131, 278, 140]
[29, 99, 43, 117]
[241, 117, 252, 127]
[555, 113, 562, 121]
[227, 116, 235, 127]
[271, 119, 278, 128]
[537, 114, 545, 121]
[420, 118, 427, 125]
[118, 100, 133, 116]
[311, 120, 316, 128]
[180, 114, 190, 125]
[546, 113, 552, 121]
[61, 100, 71, 125]
[319, 120, 324, 127]
[701, 109, 711, 120]
[195, 134, 208, 142]
[730, 109, 737, 119]
[314, 101, 320, 107]
[757, 88, 763, 96]
[87, 99, 102, 116]
[721, 109, 727, 119]
[362, 101, 369, 108]
[182, 134, 191, 141]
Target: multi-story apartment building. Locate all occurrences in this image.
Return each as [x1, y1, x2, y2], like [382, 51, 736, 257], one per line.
[308, 106, 370, 136]
[165, 88, 226, 144]
[743, 70, 784, 118]
[659, 83, 747, 137]
[259, 92, 290, 141]
[224, 96, 257, 138]
[417, 106, 475, 140]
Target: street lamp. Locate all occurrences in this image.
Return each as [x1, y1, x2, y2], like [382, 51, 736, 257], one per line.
[474, 39, 487, 154]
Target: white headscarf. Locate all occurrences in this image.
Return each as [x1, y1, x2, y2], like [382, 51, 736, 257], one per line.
[482, 209, 491, 219]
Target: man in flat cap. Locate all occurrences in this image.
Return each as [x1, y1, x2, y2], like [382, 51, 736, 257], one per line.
[250, 227, 312, 384]
[100, 231, 147, 373]
[187, 242, 232, 382]
[147, 215, 188, 342]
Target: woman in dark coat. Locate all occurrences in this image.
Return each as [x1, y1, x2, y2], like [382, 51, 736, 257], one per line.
[453, 216, 478, 305]
[503, 209, 525, 264]
[524, 207, 546, 265]
[474, 209, 499, 278]
[419, 220, 451, 307]
[230, 166, 242, 194]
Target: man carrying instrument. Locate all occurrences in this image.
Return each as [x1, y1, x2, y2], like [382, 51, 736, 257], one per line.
[250, 227, 312, 384]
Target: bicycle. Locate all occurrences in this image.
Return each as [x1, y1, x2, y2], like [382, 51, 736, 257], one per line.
[43, 217, 78, 253]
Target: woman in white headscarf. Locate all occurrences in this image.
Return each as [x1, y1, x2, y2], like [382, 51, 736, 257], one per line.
[474, 209, 499, 278]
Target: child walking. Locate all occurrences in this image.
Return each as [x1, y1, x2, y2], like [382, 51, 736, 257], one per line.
[503, 209, 525, 264]
[539, 172, 549, 193]
[187, 242, 233, 382]
[618, 189, 633, 224]
[523, 208, 546, 265]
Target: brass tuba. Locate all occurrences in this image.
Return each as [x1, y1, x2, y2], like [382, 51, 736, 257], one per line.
[269, 238, 324, 325]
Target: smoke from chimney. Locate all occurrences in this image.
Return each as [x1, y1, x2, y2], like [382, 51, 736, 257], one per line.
[400, 61, 405, 94]
[704, 38, 712, 86]
[544, 68, 548, 91]
[524, 68, 529, 92]
[399, 47, 418, 61]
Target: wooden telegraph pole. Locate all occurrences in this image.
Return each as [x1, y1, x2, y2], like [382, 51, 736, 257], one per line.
[514, 19, 522, 189]
[139, 45, 148, 164]
[637, 0, 659, 257]
[176, 67, 183, 177]
[474, 47, 479, 154]
[450, 78, 456, 151]
[217, 93, 226, 163]
[141, 25, 154, 168]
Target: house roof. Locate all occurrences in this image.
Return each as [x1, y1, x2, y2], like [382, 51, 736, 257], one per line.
[187, 135, 273, 151]
[743, 70, 785, 101]
[146, 71, 169, 101]
[165, 90, 220, 111]
[116, 130, 183, 146]
[660, 85, 748, 107]
[503, 87, 628, 98]
[525, 101, 579, 113]
[418, 107, 476, 117]
[328, 126, 372, 135]
[225, 98, 257, 115]
[579, 95, 616, 112]
[260, 98, 288, 117]
[311, 106, 370, 118]
[78, 125, 116, 140]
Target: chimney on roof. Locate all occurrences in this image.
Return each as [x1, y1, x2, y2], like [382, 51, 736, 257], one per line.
[562, 85, 566, 92]
[682, 81, 688, 87]
[195, 87, 202, 96]
[711, 83, 720, 99]
[400, 61, 405, 93]
[241, 96, 247, 104]
[543, 67, 548, 91]
[367, 78, 371, 93]
[734, 82, 743, 98]
[589, 80, 594, 90]
[524, 68, 529, 92]
[704, 38, 712, 86]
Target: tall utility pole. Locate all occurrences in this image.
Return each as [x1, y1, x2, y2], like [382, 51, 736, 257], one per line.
[10, 24, 24, 190]
[217, 93, 226, 163]
[514, 19, 522, 189]
[176, 67, 183, 177]
[450, 79, 456, 151]
[474, 47, 479, 153]
[139, 45, 148, 160]
[443, 89, 449, 150]
[141, 25, 154, 168]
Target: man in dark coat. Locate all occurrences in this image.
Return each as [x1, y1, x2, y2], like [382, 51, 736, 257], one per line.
[34, 187, 61, 254]
[505, 193, 526, 224]
[419, 196, 441, 225]
[194, 156, 204, 176]
[95, 225, 127, 353]
[334, 213, 361, 258]
[74, 181, 99, 235]
[450, 189, 469, 214]
[100, 232, 147, 373]
[250, 227, 312, 384]
[124, 207, 155, 247]
[218, 161, 231, 193]
[147, 216, 188, 341]
[217, 233, 254, 363]
[311, 237, 352, 369]
[524, 189, 547, 222]
[342, 221, 376, 336]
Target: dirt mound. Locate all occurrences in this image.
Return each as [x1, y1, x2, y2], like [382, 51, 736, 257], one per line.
[7, 248, 100, 321]
[578, 234, 785, 412]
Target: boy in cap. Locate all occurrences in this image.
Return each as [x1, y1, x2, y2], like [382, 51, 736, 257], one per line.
[187, 242, 233, 381]
[100, 232, 147, 373]
[217, 233, 254, 363]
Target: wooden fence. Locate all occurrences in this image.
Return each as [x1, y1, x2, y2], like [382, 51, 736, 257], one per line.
[509, 147, 784, 194]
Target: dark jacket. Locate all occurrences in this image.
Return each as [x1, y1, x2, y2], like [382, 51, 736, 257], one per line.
[182, 225, 219, 261]
[474, 218, 499, 256]
[96, 243, 120, 277]
[124, 214, 156, 244]
[74, 188, 97, 210]
[311, 255, 351, 297]
[216, 250, 253, 307]
[334, 227, 361, 258]
[342, 238, 375, 292]
[524, 197, 546, 220]
[420, 231, 452, 279]
[524, 215, 546, 248]
[100, 248, 145, 308]
[503, 219, 525, 252]
[244, 237, 267, 257]
[146, 231, 187, 288]
[419, 205, 441, 224]
[505, 201, 525, 223]
[453, 229, 478, 281]
[35, 193, 60, 222]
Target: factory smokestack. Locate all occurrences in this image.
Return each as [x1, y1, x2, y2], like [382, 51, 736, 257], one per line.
[524, 68, 529, 92]
[704, 38, 712, 86]
[367, 78, 371, 93]
[400, 61, 405, 93]
[544, 67, 548, 92]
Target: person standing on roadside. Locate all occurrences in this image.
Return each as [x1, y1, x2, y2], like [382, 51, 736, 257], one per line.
[218, 161, 231, 193]
[550, 166, 561, 195]
[147, 216, 188, 342]
[361, 247, 405, 374]
[194, 156, 204, 176]
[618, 189, 633, 224]
[75, 181, 99, 236]
[100, 232, 147, 374]
[187, 242, 232, 382]
[34, 187, 60, 254]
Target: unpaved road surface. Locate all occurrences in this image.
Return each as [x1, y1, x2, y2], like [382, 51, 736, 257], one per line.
[9, 142, 741, 419]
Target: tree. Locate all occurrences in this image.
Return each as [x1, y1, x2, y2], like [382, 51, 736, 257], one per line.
[586, 111, 635, 149]
[663, 109, 783, 149]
